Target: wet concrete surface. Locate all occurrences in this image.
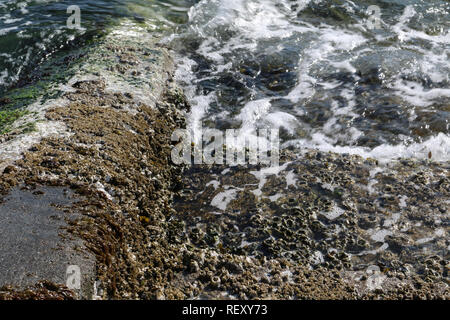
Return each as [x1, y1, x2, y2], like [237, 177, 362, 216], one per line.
[0, 185, 95, 299]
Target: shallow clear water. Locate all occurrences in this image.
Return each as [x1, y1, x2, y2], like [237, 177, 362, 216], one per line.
[171, 0, 450, 161]
[1, 0, 449, 161]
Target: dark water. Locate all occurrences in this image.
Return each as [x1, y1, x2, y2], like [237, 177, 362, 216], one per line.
[0, 0, 449, 160]
[0, 0, 194, 93]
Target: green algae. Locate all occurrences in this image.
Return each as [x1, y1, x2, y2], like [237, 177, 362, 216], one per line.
[0, 80, 59, 135]
[0, 17, 169, 138]
[0, 109, 29, 134]
[0, 32, 107, 136]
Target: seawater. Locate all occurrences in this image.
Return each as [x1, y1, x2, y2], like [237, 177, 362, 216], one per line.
[171, 0, 449, 161]
[0, 0, 449, 161]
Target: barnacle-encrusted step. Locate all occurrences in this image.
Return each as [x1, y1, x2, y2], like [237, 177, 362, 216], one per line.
[0, 19, 186, 299]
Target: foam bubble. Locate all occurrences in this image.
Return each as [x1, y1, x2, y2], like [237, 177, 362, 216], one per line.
[285, 132, 450, 162]
[175, 0, 450, 163]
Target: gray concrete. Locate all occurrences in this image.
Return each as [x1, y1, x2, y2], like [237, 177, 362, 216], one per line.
[0, 186, 96, 299]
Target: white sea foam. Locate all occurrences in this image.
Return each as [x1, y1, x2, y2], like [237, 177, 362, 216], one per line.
[389, 80, 450, 107]
[0, 70, 8, 85]
[321, 205, 346, 221]
[176, 0, 450, 163]
[370, 229, 393, 243]
[284, 132, 449, 162]
[264, 111, 300, 135]
[0, 26, 18, 35]
[211, 188, 238, 211]
[237, 98, 272, 131]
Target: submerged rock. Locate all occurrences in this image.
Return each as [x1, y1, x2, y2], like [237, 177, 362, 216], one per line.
[173, 149, 449, 299]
